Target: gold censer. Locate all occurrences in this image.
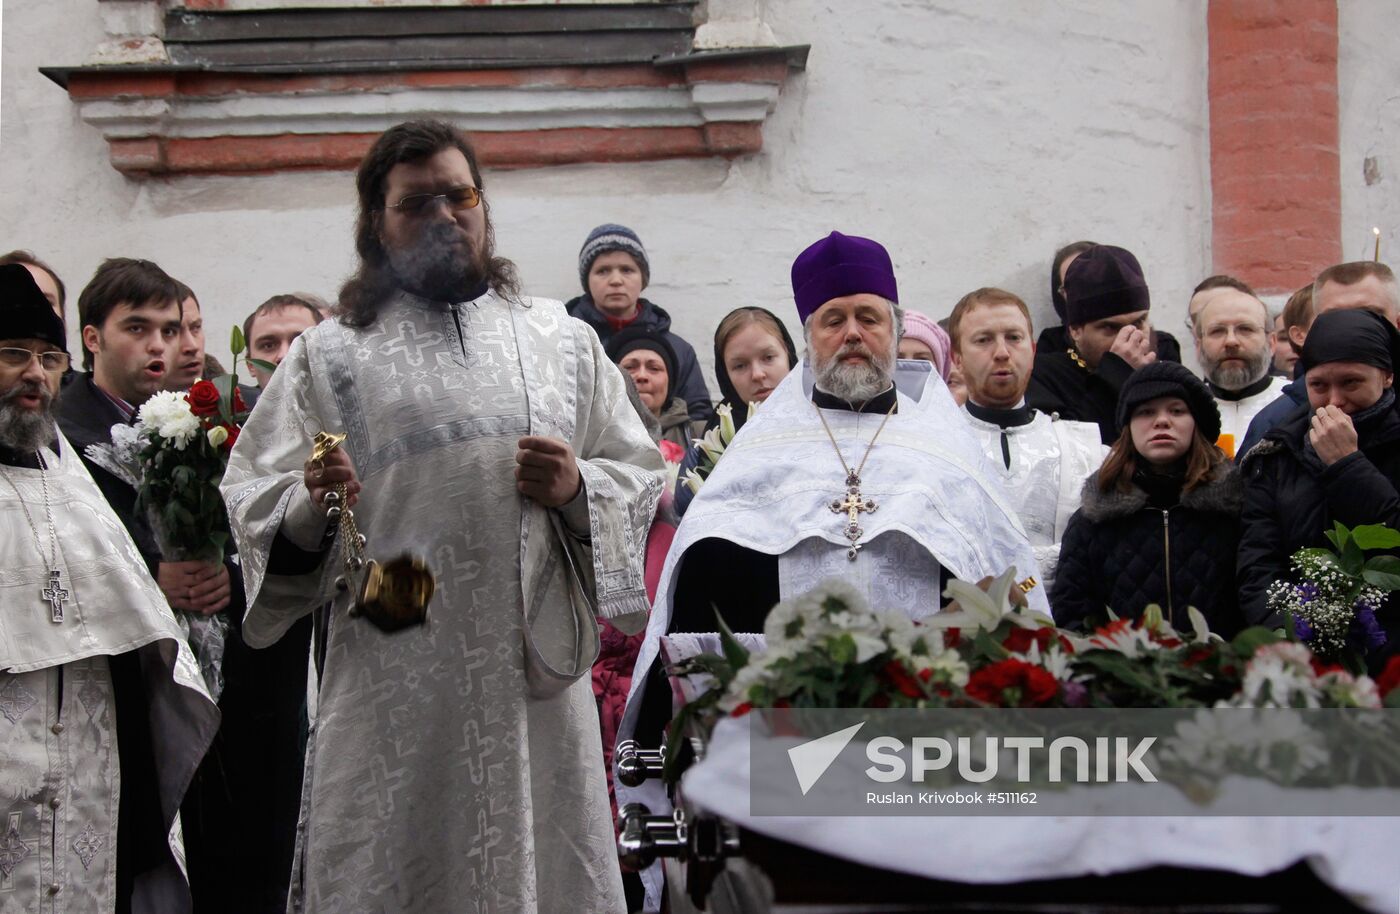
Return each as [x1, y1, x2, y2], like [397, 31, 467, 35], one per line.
[310, 431, 435, 633]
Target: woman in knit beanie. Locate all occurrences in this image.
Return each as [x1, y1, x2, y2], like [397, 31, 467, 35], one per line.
[1052, 362, 1244, 636]
[899, 309, 953, 381]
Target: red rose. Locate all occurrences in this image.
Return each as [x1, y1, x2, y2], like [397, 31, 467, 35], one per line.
[186, 380, 221, 417]
[232, 386, 248, 414]
[1377, 656, 1400, 698]
[942, 628, 962, 649]
[730, 702, 752, 718]
[224, 425, 240, 450]
[966, 658, 1059, 707]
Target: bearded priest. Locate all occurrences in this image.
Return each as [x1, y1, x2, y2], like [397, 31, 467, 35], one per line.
[615, 232, 1045, 910]
[0, 264, 219, 911]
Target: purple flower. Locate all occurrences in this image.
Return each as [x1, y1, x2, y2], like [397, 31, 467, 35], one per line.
[1350, 604, 1388, 652]
[1061, 680, 1089, 708]
[1296, 583, 1319, 605]
[1293, 615, 1315, 641]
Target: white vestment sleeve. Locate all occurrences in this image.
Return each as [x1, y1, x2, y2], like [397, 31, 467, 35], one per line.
[221, 332, 339, 648]
[567, 322, 666, 634]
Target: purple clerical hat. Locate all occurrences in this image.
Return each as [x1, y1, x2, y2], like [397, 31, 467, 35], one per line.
[791, 231, 899, 323]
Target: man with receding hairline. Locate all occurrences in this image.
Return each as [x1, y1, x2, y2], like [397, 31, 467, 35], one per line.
[1191, 275, 1288, 457]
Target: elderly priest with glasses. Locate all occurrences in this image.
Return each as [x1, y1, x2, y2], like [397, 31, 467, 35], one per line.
[0, 263, 219, 912]
[615, 232, 1045, 911]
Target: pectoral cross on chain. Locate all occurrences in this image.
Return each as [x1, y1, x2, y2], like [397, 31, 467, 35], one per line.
[829, 472, 878, 561]
[43, 570, 69, 623]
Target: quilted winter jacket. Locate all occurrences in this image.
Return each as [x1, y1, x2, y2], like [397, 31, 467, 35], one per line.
[1238, 398, 1400, 662]
[1051, 464, 1245, 636]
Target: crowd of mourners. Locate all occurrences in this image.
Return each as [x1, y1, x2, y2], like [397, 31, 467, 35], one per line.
[2, 116, 1397, 914]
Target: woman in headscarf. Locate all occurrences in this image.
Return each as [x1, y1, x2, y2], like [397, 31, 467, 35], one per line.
[606, 327, 704, 459]
[1053, 362, 1244, 635]
[1239, 308, 1400, 666]
[674, 307, 798, 516]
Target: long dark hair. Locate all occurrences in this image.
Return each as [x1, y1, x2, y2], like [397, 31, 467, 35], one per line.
[338, 120, 521, 328]
[1097, 424, 1224, 496]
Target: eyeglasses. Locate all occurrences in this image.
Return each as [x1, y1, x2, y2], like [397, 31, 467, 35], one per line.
[0, 347, 70, 372]
[387, 185, 482, 216]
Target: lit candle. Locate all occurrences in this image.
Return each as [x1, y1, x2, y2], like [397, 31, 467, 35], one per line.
[1376, 227, 1382, 262]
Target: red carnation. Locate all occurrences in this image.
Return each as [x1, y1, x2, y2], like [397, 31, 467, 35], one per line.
[883, 660, 924, 699]
[186, 379, 221, 417]
[966, 658, 1059, 707]
[1002, 626, 1073, 656]
[1377, 656, 1400, 698]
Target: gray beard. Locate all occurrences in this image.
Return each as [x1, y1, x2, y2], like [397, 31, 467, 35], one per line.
[813, 348, 896, 403]
[0, 384, 57, 453]
[1205, 347, 1272, 391]
[386, 221, 487, 303]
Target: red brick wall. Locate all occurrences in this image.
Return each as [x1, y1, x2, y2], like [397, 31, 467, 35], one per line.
[1208, 0, 1341, 293]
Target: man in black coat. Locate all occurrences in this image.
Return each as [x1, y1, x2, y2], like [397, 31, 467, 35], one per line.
[1027, 244, 1168, 444]
[1239, 308, 1400, 664]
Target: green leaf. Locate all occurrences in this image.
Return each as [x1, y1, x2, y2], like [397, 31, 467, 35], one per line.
[1324, 521, 1351, 553]
[1230, 625, 1286, 659]
[1350, 524, 1400, 551]
[248, 358, 278, 374]
[1340, 537, 1366, 577]
[1361, 567, 1400, 592]
[1386, 689, 1400, 710]
[230, 325, 246, 356]
[713, 606, 750, 673]
[212, 373, 236, 425]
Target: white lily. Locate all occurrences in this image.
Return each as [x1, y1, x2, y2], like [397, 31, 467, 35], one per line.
[927, 567, 1020, 632]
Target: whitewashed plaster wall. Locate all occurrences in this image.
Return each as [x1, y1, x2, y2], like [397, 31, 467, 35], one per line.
[1338, 0, 1400, 270]
[0, 0, 1316, 393]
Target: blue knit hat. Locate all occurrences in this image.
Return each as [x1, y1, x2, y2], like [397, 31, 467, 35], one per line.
[578, 223, 650, 292]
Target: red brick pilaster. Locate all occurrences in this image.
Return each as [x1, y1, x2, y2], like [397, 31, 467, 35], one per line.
[1208, 0, 1341, 292]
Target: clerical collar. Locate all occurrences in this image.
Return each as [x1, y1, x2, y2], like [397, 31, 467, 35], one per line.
[1208, 374, 1275, 401]
[965, 400, 1035, 428]
[0, 444, 44, 469]
[811, 383, 899, 414]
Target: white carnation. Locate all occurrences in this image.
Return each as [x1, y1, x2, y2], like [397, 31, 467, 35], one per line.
[138, 391, 201, 449]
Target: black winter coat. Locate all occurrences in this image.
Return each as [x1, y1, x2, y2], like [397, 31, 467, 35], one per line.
[565, 294, 714, 422]
[1052, 464, 1246, 636]
[1238, 396, 1400, 659]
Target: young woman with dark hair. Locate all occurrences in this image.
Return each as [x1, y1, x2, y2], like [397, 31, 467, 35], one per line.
[1051, 362, 1245, 635]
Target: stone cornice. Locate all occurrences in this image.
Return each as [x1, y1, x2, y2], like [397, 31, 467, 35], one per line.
[42, 4, 807, 177]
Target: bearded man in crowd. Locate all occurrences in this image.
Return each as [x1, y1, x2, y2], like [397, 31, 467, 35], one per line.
[1191, 276, 1288, 457]
[221, 120, 664, 913]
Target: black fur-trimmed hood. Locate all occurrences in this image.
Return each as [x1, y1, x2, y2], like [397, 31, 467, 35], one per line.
[1078, 462, 1243, 523]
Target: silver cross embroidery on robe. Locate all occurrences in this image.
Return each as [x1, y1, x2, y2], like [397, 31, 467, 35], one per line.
[829, 471, 878, 560]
